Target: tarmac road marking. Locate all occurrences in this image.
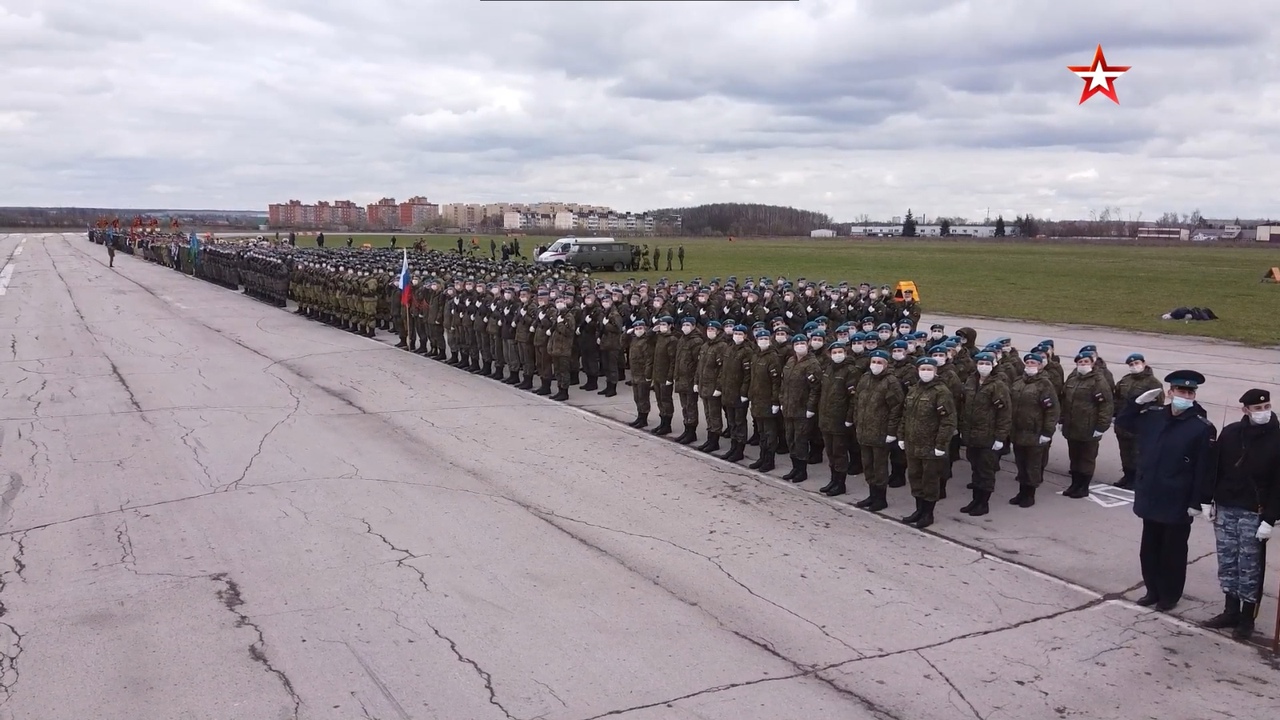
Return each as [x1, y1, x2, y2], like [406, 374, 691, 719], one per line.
[1083, 484, 1135, 508]
[13, 246, 22, 256]
[0, 263, 14, 295]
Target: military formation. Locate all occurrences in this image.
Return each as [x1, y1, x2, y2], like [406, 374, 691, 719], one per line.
[109, 236, 1280, 640]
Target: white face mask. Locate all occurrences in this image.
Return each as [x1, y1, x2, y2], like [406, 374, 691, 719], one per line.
[1025, 366, 1040, 377]
[1128, 363, 1145, 374]
[1250, 410, 1272, 425]
[811, 339, 823, 349]
[976, 364, 993, 377]
[931, 356, 947, 366]
[851, 343, 864, 353]
[891, 351, 906, 361]
[907, 342, 918, 352]
[706, 331, 718, 340]
[1076, 365, 1092, 375]
[555, 302, 566, 311]
[757, 339, 771, 350]
[878, 332, 891, 341]
[918, 368, 936, 382]
[930, 332, 943, 340]
[870, 362, 886, 375]
[830, 352, 846, 364]
[794, 344, 808, 355]
[634, 329, 645, 337]
[682, 325, 693, 335]
[733, 334, 745, 344]
[774, 335, 788, 345]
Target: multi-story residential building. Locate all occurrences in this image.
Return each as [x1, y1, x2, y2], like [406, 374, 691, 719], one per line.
[398, 196, 439, 227]
[366, 198, 399, 229]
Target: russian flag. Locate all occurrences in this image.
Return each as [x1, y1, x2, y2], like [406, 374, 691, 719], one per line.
[397, 249, 411, 306]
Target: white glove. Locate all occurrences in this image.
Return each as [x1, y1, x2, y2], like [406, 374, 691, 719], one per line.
[693, 385, 699, 394]
[538, 311, 545, 319]
[1258, 522, 1273, 541]
[1038, 435, 1052, 445]
[897, 440, 906, 450]
[740, 397, 748, 403]
[1187, 506, 1201, 518]
[771, 405, 780, 414]
[545, 329, 551, 336]
[712, 390, 722, 397]
[1135, 388, 1161, 404]
[844, 421, 853, 428]
[933, 449, 946, 457]
[665, 381, 672, 386]
[886, 436, 895, 443]
[992, 440, 1004, 452]
[805, 410, 815, 418]
[1092, 430, 1104, 439]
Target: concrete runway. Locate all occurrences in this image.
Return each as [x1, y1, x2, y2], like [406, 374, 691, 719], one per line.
[0, 232, 1276, 720]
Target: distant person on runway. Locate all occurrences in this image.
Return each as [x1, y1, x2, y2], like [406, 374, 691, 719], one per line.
[107, 234, 116, 268]
[1119, 370, 1217, 612]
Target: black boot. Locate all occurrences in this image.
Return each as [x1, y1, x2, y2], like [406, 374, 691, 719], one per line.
[651, 417, 672, 436]
[1017, 486, 1036, 508]
[819, 469, 838, 494]
[1064, 473, 1090, 498]
[867, 485, 888, 511]
[534, 379, 552, 396]
[721, 440, 745, 462]
[517, 373, 534, 390]
[901, 497, 924, 524]
[629, 413, 649, 429]
[1203, 594, 1241, 630]
[569, 372, 580, 386]
[939, 477, 947, 500]
[582, 375, 599, 392]
[747, 426, 760, 447]
[966, 490, 991, 516]
[1115, 472, 1134, 490]
[602, 382, 618, 397]
[702, 433, 721, 454]
[912, 500, 936, 529]
[781, 456, 800, 481]
[960, 488, 981, 513]
[1008, 485, 1029, 505]
[854, 487, 877, 509]
[504, 370, 521, 385]
[1135, 592, 1159, 607]
[551, 385, 569, 401]
[748, 449, 766, 469]
[447, 352, 460, 366]
[757, 450, 776, 473]
[490, 364, 505, 380]
[789, 459, 808, 483]
[1233, 603, 1256, 640]
[821, 472, 847, 497]
[677, 426, 698, 445]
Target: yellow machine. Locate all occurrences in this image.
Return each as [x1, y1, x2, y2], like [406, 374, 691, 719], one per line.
[893, 281, 920, 302]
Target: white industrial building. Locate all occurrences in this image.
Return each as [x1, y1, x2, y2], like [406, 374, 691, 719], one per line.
[810, 229, 836, 237]
[503, 211, 660, 233]
[850, 224, 1016, 237]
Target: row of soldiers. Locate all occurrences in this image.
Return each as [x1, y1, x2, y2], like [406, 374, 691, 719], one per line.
[151, 244, 1158, 530]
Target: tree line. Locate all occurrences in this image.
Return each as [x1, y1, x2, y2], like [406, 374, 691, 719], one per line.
[645, 203, 837, 237]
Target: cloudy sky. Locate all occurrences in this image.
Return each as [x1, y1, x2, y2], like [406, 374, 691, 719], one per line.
[2, 0, 1278, 221]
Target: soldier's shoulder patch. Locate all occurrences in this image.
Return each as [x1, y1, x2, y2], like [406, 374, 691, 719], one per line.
[1093, 392, 1105, 403]
[1041, 396, 1055, 408]
[936, 405, 949, 416]
[807, 374, 816, 382]
[993, 399, 1005, 408]
[769, 368, 779, 376]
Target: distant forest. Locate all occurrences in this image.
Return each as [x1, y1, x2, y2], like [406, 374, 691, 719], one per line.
[0, 207, 265, 229]
[647, 203, 842, 236]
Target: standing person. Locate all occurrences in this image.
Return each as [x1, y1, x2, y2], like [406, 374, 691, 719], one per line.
[816, 341, 859, 497]
[717, 325, 754, 461]
[666, 247, 674, 271]
[695, 321, 729, 453]
[649, 316, 678, 436]
[1200, 389, 1279, 640]
[107, 234, 116, 267]
[1119, 370, 1217, 612]
[1113, 353, 1163, 489]
[852, 349, 904, 511]
[457, 237, 464, 254]
[779, 334, 822, 484]
[1008, 353, 1060, 507]
[673, 317, 705, 443]
[627, 321, 654, 429]
[490, 238, 497, 260]
[596, 294, 623, 397]
[677, 245, 685, 270]
[958, 352, 1012, 516]
[746, 328, 783, 472]
[316, 232, 325, 247]
[1060, 352, 1115, 498]
[577, 292, 603, 391]
[652, 245, 660, 271]
[898, 357, 957, 529]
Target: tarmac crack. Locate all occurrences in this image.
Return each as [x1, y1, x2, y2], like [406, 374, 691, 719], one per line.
[533, 508, 866, 658]
[218, 375, 302, 493]
[359, 520, 514, 719]
[0, 538, 26, 702]
[918, 651, 984, 720]
[209, 573, 302, 718]
[114, 519, 137, 573]
[174, 416, 215, 489]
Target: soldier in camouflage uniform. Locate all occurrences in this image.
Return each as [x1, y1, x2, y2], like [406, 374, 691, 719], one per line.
[746, 328, 782, 473]
[1008, 353, 1061, 507]
[695, 321, 729, 454]
[649, 316, 678, 435]
[898, 357, 957, 528]
[717, 324, 754, 461]
[815, 341, 860, 497]
[1060, 351, 1115, 499]
[1113, 353, 1163, 489]
[673, 317, 704, 444]
[596, 294, 623, 397]
[779, 334, 822, 484]
[627, 320, 654, 428]
[548, 293, 576, 401]
[959, 352, 1012, 517]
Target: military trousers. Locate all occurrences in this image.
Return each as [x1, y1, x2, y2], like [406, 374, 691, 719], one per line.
[416, 317, 429, 349]
[1012, 444, 1049, 487]
[579, 342, 601, 378]
[1066, 439, 1100, 479]
[782, 417, 811, 462]
[655, 382, 675, 418]
[1139, 519, 1192, 605]
[889, 444, 907, 485]
[1115, 429, 1140, 479]
[516, 341, 533, 374]
[1214, 506, 1265, 604]
[490, 332, 504, 365]
[430, 324, 446, 353]
[723, 403, 748, 443]
[477, 331, 492, 362]
[535, 344, 552, 379]
[945, 433, 962, 480]
[679, 392, 699, 430]
[701, 395, 724, 434]
[846, 431, 864, 475]
[445, 326, 460, 355]
[553, 354, 571, 387]
[860, 444, 890, 487]
[601, 349, 620, 383]
[964, 446, 1000, 492]
[751, 414, 779, 451]
[503, 339, 519, 369]
[822, 431, 849, 473]
[633, 380, 652, 415]
[906, 455, 946, 502]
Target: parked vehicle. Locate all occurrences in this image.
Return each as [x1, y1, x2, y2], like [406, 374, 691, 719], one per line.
[535, 237, 632, 271]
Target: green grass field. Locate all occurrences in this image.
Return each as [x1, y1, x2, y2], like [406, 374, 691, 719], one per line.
[286, 233, 1280, 345]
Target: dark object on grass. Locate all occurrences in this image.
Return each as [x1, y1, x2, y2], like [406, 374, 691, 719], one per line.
[1162, 307, 1218, 321]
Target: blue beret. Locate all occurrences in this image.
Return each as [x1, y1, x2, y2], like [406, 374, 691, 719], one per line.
[930, 324, 945, 331]
[815, 316, 829, 324]
[929, 345, 948, 355]
[657, 315, 674, 324]
[803, 321, 819, 331]
[753, 328, 770, 338]
[680, 316, 695, 325]
[1078, 344, 1097, 353]
[631, 320, 646, 328]
[869, 349, 890, 360]
[1125, 353, 1145, 364]
[733, 325, 748, 333]
[890, 340, 908, 350]
[809, 329, 826, 338]
[791, 334, 809, 344]
[1024, 352, 1045, 364]
[876, 323, 892, 330]
[828, 341, 847, 350]
[1040, 339, 1055, 348]
[973, 352, 996, 363]
[1073, 352, 1095, 362]
[707, 320, 722, 329]
[916, 357, 938, 366]
[851, 332, 867, 341]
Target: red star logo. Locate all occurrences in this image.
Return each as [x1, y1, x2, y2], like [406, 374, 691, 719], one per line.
[1067, 45, 1130, 105]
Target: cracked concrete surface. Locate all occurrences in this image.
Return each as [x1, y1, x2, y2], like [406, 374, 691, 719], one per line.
[0, 233, 1275, 720]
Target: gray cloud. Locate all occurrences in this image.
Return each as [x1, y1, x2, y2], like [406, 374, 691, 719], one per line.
[1, 0, 1279, 219]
